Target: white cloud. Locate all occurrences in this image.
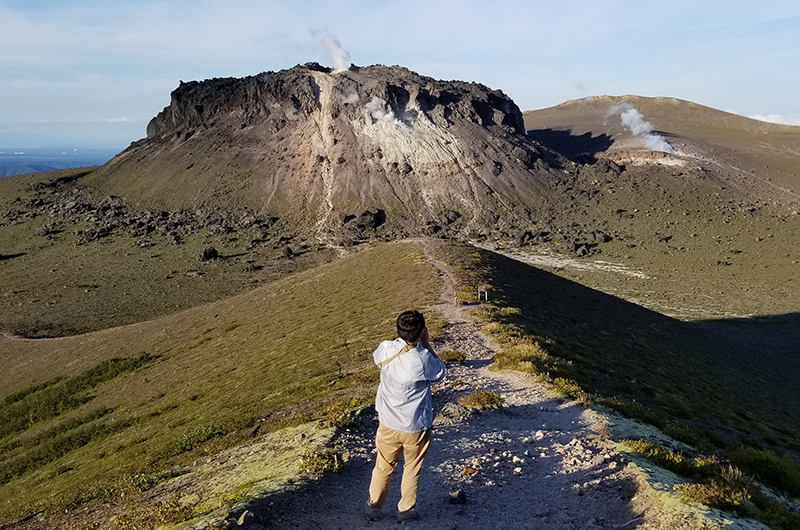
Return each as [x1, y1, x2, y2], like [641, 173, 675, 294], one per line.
[1, 0, 799, 147]
[749, 114, 800, 126]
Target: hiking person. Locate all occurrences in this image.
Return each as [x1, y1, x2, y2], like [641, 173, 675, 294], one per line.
[365, 310, 446, 522]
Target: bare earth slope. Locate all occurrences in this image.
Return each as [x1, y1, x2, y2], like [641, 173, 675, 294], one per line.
[517, 95, 800, 321]
[524, 95, 800, 205]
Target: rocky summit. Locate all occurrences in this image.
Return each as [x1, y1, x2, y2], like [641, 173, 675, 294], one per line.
[87, 63, 561, 243]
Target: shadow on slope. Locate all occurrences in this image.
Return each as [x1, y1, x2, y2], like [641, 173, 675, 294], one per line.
[687, 313, 800, 423]
[444, 244, 800, 458]
[243, 402, 661, 530]
[526, 128, 614, 161]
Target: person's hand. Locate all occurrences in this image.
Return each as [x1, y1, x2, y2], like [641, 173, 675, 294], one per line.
[419, 326, 439, 358]
[419, 326, 430, 345]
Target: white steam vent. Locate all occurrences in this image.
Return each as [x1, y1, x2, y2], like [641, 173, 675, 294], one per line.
[340, 88, 359, 104]
[608, 102, 674, 153]
[365, 96, 403, 126]
[321, 35, 351, 73]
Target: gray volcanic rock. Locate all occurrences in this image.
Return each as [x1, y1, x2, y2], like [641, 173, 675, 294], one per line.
[88, 63, 564, 240]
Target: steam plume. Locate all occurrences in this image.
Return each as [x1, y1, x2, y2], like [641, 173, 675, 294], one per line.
[340, 89, 359, 104]
[365, 96, 402, 125]
[609, 102, 674, 153]
[321, 35, 351, 73]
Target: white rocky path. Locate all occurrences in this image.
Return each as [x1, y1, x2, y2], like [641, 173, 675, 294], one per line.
[249, 243, 702, 530]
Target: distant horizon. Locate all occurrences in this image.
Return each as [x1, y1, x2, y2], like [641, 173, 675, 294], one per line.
[0, 146, 120, 177]
[0, 145, 125, 152]
[2, 87, 798, 151]
[1, 1, 797, 148]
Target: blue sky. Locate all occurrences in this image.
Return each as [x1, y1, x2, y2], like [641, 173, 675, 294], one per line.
[1, 0, 799, 148]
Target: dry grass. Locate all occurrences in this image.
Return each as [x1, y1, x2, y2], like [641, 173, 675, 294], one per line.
[0, 240, 438, 522]
[0, 168, 336, 338]
[458, 390, 503, 410]
[439, 350, 466, 364]
[622, 439, 800, 530]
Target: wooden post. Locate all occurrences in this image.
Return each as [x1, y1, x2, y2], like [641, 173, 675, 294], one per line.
[477, 285, 489, 302]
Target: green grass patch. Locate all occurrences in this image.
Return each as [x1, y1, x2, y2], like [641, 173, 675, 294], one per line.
[166, 424, 224, 457]
[0, 352, 157, 441]
[624, 439, 800, 530]
[0, 407, 113, 460]
[0, 240, 439, 523]
[1, 418, 128, 485]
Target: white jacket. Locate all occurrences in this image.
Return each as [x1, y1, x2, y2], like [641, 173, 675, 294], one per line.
[373, 338, 446, 433]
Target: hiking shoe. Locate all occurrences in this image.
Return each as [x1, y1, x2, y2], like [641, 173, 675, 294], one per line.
[397, 509, 420, 522]
[364, 502, 381, 521]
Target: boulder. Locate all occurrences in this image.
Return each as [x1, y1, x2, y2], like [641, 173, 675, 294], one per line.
[201, 247, 218, 261]
[355, 208, 386, 230]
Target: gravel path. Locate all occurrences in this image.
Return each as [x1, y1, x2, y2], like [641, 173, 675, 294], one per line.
[244, 242, 705, 530]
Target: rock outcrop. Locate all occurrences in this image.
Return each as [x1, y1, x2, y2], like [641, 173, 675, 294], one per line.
[88, 63, 565, 241]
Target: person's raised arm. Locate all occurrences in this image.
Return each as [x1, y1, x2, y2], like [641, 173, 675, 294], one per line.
[419, 326, 439, 359]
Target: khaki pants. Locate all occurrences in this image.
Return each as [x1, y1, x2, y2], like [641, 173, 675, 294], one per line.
[367, 424, 432, 514]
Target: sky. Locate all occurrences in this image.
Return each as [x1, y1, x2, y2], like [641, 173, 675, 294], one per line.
[1, 0, 799, 149]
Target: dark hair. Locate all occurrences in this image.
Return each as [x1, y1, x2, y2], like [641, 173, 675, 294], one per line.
[396, 310, 425, 343]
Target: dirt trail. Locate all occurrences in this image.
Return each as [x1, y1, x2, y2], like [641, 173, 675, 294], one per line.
[242, 242, 705, 530]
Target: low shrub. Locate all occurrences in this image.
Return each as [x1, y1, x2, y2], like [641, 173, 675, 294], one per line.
[321, 399, 362, 429]
[300, 446, 348, 474]
[169, 424, 222, 456]
[622, 439, 702, 478]
[677, 479, 751, 513]
[729, 445, 800, 497]
[459, 390, 503, 410]
[439, 350, 466, 364]
[553, 378, 585, 399]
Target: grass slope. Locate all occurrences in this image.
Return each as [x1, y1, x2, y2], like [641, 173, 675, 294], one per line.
[435, 243, 800, 484]
[0, 240, 438, 523]
[0, 167, 334, 337]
